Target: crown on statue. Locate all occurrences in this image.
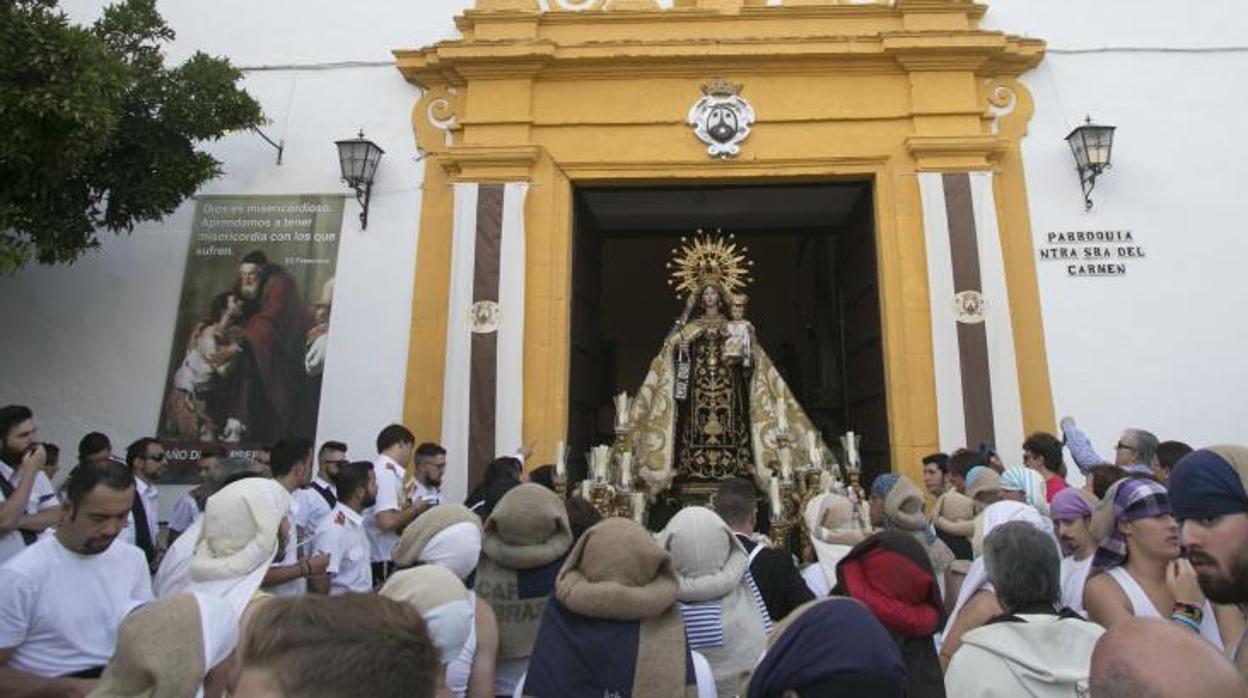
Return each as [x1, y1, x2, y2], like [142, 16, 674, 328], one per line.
[701, 79, 743, 98]
[665, 229, 755, 298]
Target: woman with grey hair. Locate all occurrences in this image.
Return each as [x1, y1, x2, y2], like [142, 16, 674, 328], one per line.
[945, 521, 1104, 697]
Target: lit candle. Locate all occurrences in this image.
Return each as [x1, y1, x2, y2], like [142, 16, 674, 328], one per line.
[847, 431, 859, 468]
[554, 440, 566, 480]
[779, 446, 793, 480]
[592, 446, 610, 481]
[769, 476, 783, 519]
[580, 479, 592, 500]
[620, 452, 632, 489]
[615, 392, 630, 429]
[631, 492, 646, 524]
[807, 433, 822, 469]
[776, 407, 789, 434]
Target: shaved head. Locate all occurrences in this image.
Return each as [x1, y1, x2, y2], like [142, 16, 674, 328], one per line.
[1091, 618, 1248, 697]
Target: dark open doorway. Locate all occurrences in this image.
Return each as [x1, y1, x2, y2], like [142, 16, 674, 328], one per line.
[568, 181, 891, 485]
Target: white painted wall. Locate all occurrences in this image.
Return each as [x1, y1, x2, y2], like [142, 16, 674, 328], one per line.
[2, 1, 1244, 520]
[1, 1, 473, 516]
[984, 0, 1248, 459]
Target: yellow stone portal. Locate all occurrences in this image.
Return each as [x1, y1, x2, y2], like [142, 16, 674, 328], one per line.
[395, 0, 1054, 485]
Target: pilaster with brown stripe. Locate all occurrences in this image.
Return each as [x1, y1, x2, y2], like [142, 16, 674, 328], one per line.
[942, 173, 996, 450]
[469, 184, 504, 489]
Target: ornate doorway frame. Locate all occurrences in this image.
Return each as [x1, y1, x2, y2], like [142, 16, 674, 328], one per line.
[396, 0, 1053, 485]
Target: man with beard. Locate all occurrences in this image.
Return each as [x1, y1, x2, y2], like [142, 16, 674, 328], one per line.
[310, 461, 377, 595]
[295, 440, 348, 534]
[0, 460, 152, 693]
[0, 406, 61, 566]
[409, 442, 446, 508]
[120, 438, 165, 569]
[1168, 446, 1248, 680]
[218, 250, 311, 444]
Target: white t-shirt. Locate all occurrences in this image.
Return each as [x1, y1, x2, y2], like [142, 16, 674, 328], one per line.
[312, 503, 372, 595]
[1060, 554, 1094, 617]
[268, 491, 306, 597]
[296, 477, 336, 535]
[409, 477, 441, 508]
[365, 455, 407, 563]
[168, 491, 200, 535]
[0, 464, 60, 566]
[0, 535, 153, 677]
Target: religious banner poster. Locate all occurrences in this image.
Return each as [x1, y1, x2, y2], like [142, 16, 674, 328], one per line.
[157, 194, 346, 482]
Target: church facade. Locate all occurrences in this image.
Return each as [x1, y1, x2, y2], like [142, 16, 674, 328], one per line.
[4, 0, 1246, 510]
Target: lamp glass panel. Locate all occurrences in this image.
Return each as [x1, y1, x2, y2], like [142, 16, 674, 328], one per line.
[360, 142, 384, 181]
[1065, 130, 1090, 171]
[1085, 126, 1115, 168]
[337, 140, 369, 183]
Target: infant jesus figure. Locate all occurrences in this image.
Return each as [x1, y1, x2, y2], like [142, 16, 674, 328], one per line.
[723, 292, 754, 368]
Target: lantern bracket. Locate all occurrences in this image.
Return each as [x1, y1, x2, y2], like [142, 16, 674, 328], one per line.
[1065, 116, 1116, 211]
[335, 130, 385, 230]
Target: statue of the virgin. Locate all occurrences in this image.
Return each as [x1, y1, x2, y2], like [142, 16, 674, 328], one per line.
[628, 233, 829, 499]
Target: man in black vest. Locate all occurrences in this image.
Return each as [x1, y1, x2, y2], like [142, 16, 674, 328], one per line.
[123, 438, 166, 570]
[714, 477, 814, 621]
[296, 440, 348, 539]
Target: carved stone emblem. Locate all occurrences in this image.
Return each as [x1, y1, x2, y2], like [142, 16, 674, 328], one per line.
[688, 80, 755, 159]
[953, 290, 987, 325]
[470, 300, 500, 334]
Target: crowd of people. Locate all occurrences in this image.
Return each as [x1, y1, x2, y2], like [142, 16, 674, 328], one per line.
[1, 402, 1248, 697]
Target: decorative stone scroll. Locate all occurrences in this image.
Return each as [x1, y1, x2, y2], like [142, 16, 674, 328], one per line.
[412, 85, 462, 155]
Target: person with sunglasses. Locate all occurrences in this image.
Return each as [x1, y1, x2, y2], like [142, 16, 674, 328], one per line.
[120, 438, 166, 570]
[1060, 415, 1160, 478]
[295, 440, 349, 535]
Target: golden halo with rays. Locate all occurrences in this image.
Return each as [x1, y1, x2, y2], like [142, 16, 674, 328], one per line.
[665, 229, 755, 298]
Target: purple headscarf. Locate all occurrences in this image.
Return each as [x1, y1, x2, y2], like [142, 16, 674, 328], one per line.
[1050, 488, 1095, 521]
[1090, 478, 1171, 572]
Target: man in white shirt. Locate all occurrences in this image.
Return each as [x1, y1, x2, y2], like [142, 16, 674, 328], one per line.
[310, 461, 376, 596]
[263, 438, 328, 597]
[121, 438, 165, 569]
[0, 458, 153, 693]
[409, 442, 446, 508]
[295, 440, 348, 535]
[366, 425, 426, 586]
[166, 444, 226, 546]
[1051, 488, 1099, 616]
[0, 406, 60, 566]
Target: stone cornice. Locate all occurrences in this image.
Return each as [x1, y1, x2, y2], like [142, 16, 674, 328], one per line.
[456, 2, 988, 26]
[436, 144, 545, 181]
[396, 33, 1044, 88]
[905, 134, 1008, 170]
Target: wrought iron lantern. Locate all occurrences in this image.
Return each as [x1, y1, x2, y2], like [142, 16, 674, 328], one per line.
[1065, 116, 1116, 211]
[335, 130, 384, 229]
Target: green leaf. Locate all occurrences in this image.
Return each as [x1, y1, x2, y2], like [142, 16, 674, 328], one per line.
[0, 0, 264, 270]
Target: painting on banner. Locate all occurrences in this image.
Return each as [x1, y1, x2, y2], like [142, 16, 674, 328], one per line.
[156, 194, 345, 483]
